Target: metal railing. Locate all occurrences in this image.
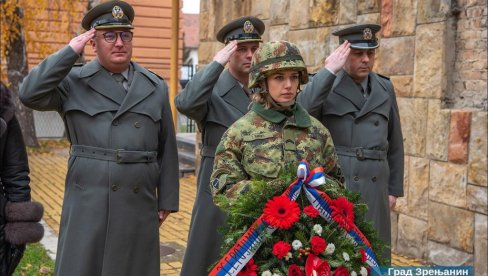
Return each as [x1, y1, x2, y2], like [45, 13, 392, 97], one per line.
[178, 63, 197, 133]
[34, 111, 65, 139]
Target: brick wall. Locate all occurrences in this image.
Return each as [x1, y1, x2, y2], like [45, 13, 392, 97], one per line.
[198, 0, 487, 273]
[448, 0, 487, 110]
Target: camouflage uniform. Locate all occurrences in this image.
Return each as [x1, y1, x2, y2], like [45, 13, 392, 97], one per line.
[211, 102, 344, 195]
[211, 40, 343, 195]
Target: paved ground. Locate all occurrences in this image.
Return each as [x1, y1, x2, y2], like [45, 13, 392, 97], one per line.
[27, 145, 423, 275]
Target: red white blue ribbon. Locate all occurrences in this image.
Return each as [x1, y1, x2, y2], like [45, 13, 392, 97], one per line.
[210, 160, 380, 276]
[209, 216, 276, 276]
[290, 161, 381, 274]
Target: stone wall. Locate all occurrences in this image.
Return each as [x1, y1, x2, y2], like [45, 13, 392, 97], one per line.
[198, 0, 487, 273]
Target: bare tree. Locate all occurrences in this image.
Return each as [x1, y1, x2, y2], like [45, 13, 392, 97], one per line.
[2, 3, 38, 146]
[1, 0, 83, 146]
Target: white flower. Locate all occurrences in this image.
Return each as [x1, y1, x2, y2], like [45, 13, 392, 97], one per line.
[284, 252, 293, 261]
[261, 271, 272, 276]
[351, 271, 357, 276]
[342, 252, 350, 261]
[312, 224, 323, 235]
[272, 274, 282, 276]
[292, 240, 303, 250]
[325, 243, 335, 254]
[360, 266, 368, 276]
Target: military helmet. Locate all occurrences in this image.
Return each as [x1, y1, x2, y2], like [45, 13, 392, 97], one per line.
[249, 41, 308, 89]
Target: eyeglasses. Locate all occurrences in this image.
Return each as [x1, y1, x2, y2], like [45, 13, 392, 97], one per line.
[98, 31, 133, 43]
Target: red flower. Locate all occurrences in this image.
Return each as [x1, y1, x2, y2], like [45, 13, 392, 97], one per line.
[360, 249, 367, 263]
[237, 258, 258, 276]
[310, 236, 327, 255]
[303, 205, 320, 218]
[263, 196, 300, 229]
[288, 264, 304, 276]
[333, 266, 349, 276]
[272, 241, 291, 259]
[305, 254, 330, 276]
[330, 197, 355, 231]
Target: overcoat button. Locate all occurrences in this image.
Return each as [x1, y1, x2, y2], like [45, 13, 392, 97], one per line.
[112, 184, 118, 191]
[134, 121, 141, 128]
[374, 121, 379, 126]
[133, 187, 139, 193]
[112, 120, 119, 126]
[372, 176, 377, 182]
[354, 176, 359, 181]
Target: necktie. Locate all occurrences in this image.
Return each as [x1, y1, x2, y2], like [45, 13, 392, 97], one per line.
[113, 73, 127, 91]
[358, 85, 367, 98]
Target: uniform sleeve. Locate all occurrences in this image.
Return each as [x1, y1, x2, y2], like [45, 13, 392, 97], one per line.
[297, 68, 336, 119]
[386, 83, 404, 197]
[210, 126, 250, 198]
[157, 81, 180, 211]
[174, 61, 225, 125]
[19, 45, 79, 112]
[1, 116, 31, 202]
[320, 126, 345, 188]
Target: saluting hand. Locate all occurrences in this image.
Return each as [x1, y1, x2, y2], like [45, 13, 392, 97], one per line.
[324, 41, 351, 74]
[213, 40, 238, 66]
[69, 28, 96, 55]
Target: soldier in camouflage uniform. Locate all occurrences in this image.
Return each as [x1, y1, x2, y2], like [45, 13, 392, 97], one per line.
[177, 17, 350, 274]
[211, 41, 344, 196]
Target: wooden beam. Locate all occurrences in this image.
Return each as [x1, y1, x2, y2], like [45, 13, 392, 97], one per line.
[169, 0, 180, 128]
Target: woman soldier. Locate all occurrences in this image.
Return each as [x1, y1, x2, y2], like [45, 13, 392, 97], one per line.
[210, 40, 344, 198]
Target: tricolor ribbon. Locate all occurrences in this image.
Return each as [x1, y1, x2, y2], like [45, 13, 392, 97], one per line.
[210, 160, 380, 276]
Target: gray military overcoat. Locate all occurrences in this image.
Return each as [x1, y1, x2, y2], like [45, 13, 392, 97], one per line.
[310, 71, 404, 262]
[19, 46, 180, 276]
[175, 61, 336, 275]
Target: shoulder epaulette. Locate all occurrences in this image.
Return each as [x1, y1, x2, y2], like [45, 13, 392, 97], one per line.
[377, 73, 390, 80]
[308, 73, 317, 78]
[148, 69, 164, 80]
[73, 63, 84, 67]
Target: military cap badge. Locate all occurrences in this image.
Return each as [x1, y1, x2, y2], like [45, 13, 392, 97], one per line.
[243, 20, 255, 34]
[362, 27, 373, 40]
[112, 5, 124, 20]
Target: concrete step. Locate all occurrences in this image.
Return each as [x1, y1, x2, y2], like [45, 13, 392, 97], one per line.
[177, 134, 195, 153]
[178, 150, 195, 165]
[176, 133, 196, 176]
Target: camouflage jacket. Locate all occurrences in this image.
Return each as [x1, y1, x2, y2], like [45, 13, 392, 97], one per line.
[211, 102, 344, 196]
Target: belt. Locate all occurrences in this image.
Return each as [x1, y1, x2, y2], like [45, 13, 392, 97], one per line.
[201, 146, 217, 158]
[334, 146, 387, 161]
[70, 145, 157, 163]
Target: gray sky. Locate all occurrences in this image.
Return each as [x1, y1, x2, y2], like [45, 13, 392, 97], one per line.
[182, 0, 200, 14]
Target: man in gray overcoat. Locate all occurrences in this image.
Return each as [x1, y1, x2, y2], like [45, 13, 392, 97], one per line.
[175, 16, 351, 275]
[19, 1, 179, 275]
[309, 24, 405, 263]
